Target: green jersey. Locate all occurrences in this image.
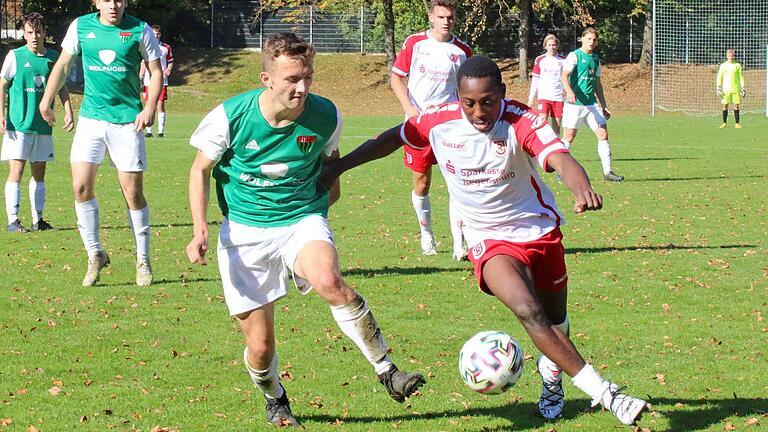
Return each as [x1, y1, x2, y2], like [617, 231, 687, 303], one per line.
[1, 46, 59, 134]
[564, 49, 601, 105]
[716, 61, 744, 93]
[190, 88, 342, 227]
[61, 12, 160, 123]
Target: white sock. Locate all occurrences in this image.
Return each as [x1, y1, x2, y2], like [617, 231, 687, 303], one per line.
[330, 295, 393, 375]
[29, 179, 45, 224]
[146, 126, 153, 134]
[597, 140, 612, 175]
[411, 191, 432, 237]
[5, 181, 20, 224]
[75, 199, 101, 255]
[129, 206, 150, 261]
[539, 316, 570, 384]
[158, 112, 166, 134]
[561, 138, 571, 150]
[572, 363, 610, 406]
[243, 347, 284, 399]
[448, 197, 464, 253]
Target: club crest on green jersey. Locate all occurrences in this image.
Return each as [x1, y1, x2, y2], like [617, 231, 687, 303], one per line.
[119, 31, 132, 43]
[297, 135, 317, 155]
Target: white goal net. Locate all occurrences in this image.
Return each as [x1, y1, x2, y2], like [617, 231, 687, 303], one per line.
[652, 0, 768, 116]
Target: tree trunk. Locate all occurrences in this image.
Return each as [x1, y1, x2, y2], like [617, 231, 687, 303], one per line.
[383, 0, 396, 72]
[518, 0, 531, 82]
[639, 1, 653, 67]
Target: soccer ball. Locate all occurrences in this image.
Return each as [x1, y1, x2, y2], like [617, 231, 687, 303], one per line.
[458, 330, 525, 394]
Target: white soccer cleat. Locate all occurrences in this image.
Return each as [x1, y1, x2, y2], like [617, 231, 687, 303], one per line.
[136, 259, 154, 287]
[537, 355, 565, 420]
[82, 250, 110, 287]
[420, 235, 438, 256]
[595, 383, 647, 426]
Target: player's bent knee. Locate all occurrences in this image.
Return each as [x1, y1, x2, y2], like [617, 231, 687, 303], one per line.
[510, 301, 549, 330]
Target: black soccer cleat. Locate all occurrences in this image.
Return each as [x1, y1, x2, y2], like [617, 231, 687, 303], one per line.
[378, 365, 426, 403]
[145, 132, 153, 138]
[265, 386, 300, 427]
[31, 219, 55, 231]
[158, 133, 164, 138]
[603, 171, 625, 182]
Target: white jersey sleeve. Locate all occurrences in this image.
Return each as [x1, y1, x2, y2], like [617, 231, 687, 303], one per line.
[527, 75, 539, 102]
[190, 104, 231, 162]
[1, 50, 17, 80]
[61, 19, 80, 56]
[323, 107, 343, 156]
[563, 52, 577, 73]
[140, 24, 162, 62]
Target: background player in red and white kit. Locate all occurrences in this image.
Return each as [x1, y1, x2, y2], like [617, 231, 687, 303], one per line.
[390, 0, 472, 259]
[527, 34, 565, 135]
[321, 56, 647, 427]
[140, 24, 173, 138]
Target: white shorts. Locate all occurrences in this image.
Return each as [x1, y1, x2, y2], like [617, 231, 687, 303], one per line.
[1, 131, 54, 162]
[70, 116, 147, 172]
[562, 103, 607, 131]
[217, 214, 335, 316]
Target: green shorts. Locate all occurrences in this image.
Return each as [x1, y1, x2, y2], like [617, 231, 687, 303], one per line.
[721, 92, 741, 105]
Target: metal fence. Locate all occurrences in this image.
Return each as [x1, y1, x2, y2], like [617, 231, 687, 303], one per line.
[211, 1, 646, 64]
[0, 0, 23, 39]
[211, 1, 377, 53]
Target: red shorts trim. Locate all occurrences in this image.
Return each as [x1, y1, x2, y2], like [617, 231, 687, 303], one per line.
[143, 85, 168, 101]
[403, 144, 437, 173]
[468, 228, 567, 295]
[537, 100, 564, 118]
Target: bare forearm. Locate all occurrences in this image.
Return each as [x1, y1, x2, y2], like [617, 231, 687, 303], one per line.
[391, 75, 417, 112]
[337, 125, 403, 174]
[188, 167, 211, 237]
[595, 80, 608, 108]
[41, 61, 70, 106]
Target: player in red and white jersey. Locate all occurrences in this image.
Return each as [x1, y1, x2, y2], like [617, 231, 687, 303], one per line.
[140, 25, 173, 138]
[527, 34, 565, 135]
[390, 0, 472, 260]
[322, 56, 647, 427]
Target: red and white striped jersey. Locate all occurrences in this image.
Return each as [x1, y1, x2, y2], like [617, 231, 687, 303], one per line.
[400, 99, 569, 243]
[392, 31, 472, 111]
[529, 53, 565, 102]
[143, 42, 173, 86]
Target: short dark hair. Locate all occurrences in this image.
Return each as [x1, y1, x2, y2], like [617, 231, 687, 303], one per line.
[262, 32, 316, 71]
[151, 24, 162, 33]
[456, 56, 502, 88]
[429, 0, 457, 11]
[22, 12, 45, 32]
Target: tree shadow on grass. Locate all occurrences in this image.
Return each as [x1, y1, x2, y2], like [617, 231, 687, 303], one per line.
[613, 157, 700, 162]
[566, 243, 755, 255]
[296, 396, 768, 431]
[622, 174, 765, 182]
[94, 277, 221, 288]
[342, 266, 470, 278]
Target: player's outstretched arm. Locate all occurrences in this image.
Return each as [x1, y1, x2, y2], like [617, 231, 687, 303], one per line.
[39, 50, 75, 127]
[547, 152, 602, 213]
[186, 150, 216, 265]
[319, 124, 403, 190]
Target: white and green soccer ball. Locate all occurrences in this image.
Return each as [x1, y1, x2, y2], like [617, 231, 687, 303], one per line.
[458, 330, 525, 394]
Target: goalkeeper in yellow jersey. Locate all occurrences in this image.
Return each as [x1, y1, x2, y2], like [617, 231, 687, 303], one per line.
[716, 49, 745, 128]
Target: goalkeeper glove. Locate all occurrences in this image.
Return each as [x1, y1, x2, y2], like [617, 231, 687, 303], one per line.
[740, 89, 746, 97]
[716, 87, 723, 97]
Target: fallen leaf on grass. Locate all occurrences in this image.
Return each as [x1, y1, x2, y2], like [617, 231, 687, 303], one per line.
[27, 426, 39, 432]
[48, 386, 62, 396]
[725, 422, 736, 430]
[745, 418, 759, 426]
[1, 419, 12, 426]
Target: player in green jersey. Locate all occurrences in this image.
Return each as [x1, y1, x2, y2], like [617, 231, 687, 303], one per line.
[39, 0, 163, 287]
[186, 32, 425, 427]
[1, 12, 73, 233]
[561, 27, 623, 182]
[716, 49, 745, 128]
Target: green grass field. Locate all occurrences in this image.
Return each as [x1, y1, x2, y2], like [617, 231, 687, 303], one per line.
[0, 102, 766, 430]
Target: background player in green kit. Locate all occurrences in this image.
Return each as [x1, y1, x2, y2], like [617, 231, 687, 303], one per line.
[716, 49, 745, 128]
[39, 0, 163, 287]
[185, 32, 425, 427]
[561, 27, 623, 182]
[1, 12, 73, 233]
